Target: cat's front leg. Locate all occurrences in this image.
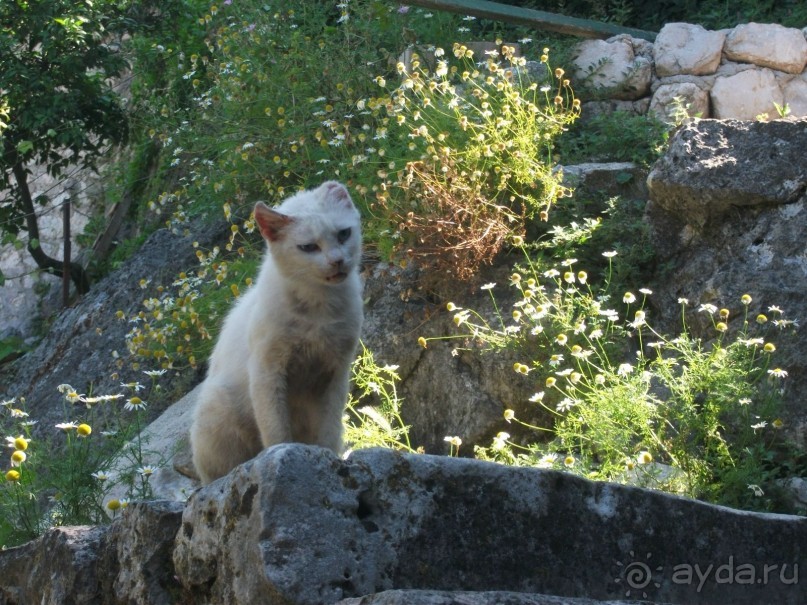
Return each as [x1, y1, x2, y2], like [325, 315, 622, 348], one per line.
[316, 364, 350, 454]
[249, 355, 293, 448]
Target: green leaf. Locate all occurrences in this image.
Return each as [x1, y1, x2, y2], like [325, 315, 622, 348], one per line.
[16, 140, 34, 154]
[29, 238, 39, 250]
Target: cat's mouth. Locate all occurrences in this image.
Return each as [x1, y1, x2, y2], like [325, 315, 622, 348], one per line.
[325, 271, 348, 284]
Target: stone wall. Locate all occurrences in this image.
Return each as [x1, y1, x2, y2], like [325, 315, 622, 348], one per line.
[0, 167, 98, 341]
[2, 444, 806, 605]
[572, 22, 807, 121]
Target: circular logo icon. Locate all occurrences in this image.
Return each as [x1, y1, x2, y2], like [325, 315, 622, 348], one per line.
[624, 560, 653, 590]
[614, 551, 663, 598]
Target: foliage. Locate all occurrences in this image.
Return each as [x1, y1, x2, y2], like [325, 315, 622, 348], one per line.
[122, 0, 421, 229]
[557, 110, 669, 167]
[427, 249, 799, 512]
[0, 376, 166, 547]
[120, 0, 577, 256]
[373, 43, 579, 283]
[120, 215, 261, 370]
[122, 0, 579, 367]
[0, 335, 27, 366]
[344, 344, 415, 453]
[0, 0, 129, 290]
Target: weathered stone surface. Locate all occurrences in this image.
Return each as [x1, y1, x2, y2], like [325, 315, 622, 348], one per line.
[572, 36, 652, 100]
[361, 261, 532, 454]
[173, 445, 369, 605]
[104, 385, 201, 506]
[0, 501, 185, 605]
[646, 117, 807, 444]
[724, 23, 807, 74]
[710, 68, 784, 119]
[0, 220, 227, 440]
[98, 500, 185, 605]
[337, 590, 658, 605]
[783, 74, 807, 116]
[174, 444, 807, 605]
[778, 477, 807, 513]
[649, 82, 710, 121]
[0, 525, 107, 604]
[2, 444, 805, 605]
[560, 162, 648, 201]
[653, 23, 725, 77]
[647, 118, 807, 228]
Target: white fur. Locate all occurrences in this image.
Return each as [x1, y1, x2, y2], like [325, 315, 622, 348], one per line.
[190, 181, 363, 484]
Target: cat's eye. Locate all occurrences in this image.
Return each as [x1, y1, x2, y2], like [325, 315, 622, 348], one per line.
[298, 243, 320, 253]
[337, 228, 351, 244]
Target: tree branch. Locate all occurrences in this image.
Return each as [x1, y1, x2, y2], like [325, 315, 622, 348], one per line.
[11, 161, 91, 295]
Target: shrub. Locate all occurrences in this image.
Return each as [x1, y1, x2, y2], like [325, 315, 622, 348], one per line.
[373, 43, 579, 283]
[425, 249, 798, 512]
[1, 376, 165, 547]
[344, 344, 415, 453]
[123, 0, 581, 368]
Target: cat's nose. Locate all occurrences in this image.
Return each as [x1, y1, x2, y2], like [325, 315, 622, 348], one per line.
[330, 259, 345, 270]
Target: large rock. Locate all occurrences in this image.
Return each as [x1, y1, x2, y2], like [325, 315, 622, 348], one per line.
[649, 82, 710, 121]
[2, 445, 805, 604]
[361, 261, 533, 454]
[572, 36, 652, 100]
[646, 117, 807, 443]
[783, 74, 807, 116]
[0, 501, 184, 605]
[97, 501, 185, 605]
[710, 68, 784, 119]
[0, 525, 107, 604]
[647, 118, 807, 228]
[174, 444, 807, 605]
[337, 591, 655, 605]
[724, 23, 807, 74]
[653, 23, 725, 77]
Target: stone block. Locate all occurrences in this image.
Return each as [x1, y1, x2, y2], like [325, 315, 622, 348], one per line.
[572, 37, 652, 100]
[173, 444, 807, 605]
[725, 23, 807, 74]
[711, 68, 783, 119]
[654, 23, 725, 77]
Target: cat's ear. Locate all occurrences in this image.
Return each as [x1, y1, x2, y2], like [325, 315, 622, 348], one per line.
[321, 181, 355, 210]
[254, 202, 293, 242]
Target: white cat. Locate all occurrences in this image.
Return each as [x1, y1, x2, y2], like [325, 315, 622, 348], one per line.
[190, 181, 364, 484]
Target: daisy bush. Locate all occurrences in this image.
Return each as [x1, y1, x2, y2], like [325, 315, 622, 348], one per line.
[119, 227, 261, 371]
[343, 343, 416, 453]
[122, 0, 579, 369]
[369, 42, 578, 282]
[1, 375, 166, 547]
[424, 248, 797, 511]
